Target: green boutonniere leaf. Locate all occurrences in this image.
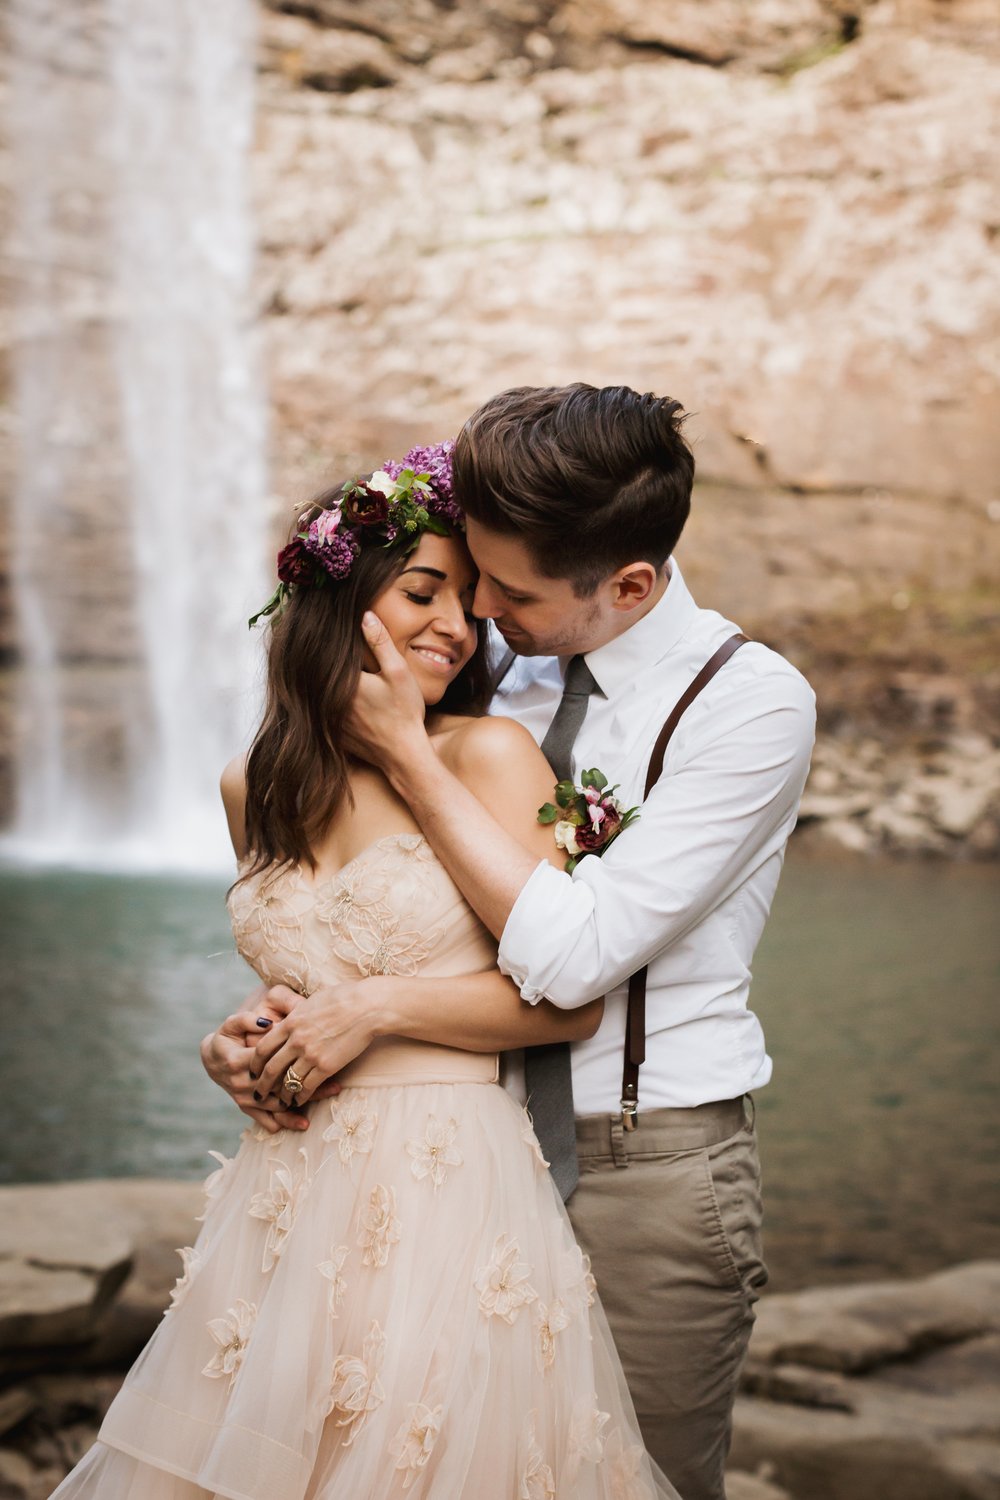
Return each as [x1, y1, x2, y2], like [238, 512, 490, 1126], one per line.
[537, 802, 559, 824]
[580, 768, 608, 792]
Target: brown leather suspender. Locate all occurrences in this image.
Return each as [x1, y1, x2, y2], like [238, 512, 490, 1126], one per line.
[620, 632, 751, 1130]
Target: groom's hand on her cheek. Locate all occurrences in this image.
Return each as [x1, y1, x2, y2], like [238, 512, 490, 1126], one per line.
[344, 612, 428, 770]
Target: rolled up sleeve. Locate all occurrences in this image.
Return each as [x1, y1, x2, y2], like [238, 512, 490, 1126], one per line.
[497, 664, 816, 1008]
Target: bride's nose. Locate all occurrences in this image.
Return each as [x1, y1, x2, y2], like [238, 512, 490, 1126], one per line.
[432, 594, 471, 640]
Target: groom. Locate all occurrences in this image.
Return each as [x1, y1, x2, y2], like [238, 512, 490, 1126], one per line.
[204, 384, 815, 1500]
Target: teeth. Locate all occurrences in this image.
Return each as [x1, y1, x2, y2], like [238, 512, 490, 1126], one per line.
[413, 647, 453, 667]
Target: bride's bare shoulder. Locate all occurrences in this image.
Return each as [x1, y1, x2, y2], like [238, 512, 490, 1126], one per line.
[220, 753, 249, 860]
[436, 713, 548, 782]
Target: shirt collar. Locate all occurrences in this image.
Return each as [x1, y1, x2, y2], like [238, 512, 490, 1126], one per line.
[581, 560, 698, 700]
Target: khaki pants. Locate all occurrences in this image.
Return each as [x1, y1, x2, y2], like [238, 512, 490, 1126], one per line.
[566, 1097, 766, 1500]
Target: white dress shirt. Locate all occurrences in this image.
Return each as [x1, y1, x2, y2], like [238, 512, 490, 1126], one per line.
[490, 561, 816, 1115]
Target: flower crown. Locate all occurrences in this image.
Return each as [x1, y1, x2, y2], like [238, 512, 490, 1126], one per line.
[249, 442, 461, 628]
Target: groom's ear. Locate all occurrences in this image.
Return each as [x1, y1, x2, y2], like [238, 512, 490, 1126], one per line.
[610, 561, 659, 611]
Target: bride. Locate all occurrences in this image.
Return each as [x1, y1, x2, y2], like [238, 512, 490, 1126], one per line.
[51, 444, 676, 1500]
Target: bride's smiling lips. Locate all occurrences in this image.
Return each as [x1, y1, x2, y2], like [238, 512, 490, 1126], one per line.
[409, 642, 460, 673]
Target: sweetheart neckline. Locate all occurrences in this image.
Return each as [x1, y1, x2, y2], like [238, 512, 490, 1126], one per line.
[234, 831, 434, 897]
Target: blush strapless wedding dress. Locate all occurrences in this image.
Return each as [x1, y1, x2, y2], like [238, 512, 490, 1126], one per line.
[51, 833, 677, 1500]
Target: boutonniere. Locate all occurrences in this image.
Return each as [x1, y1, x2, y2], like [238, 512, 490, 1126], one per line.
[538, 768, 640, 873]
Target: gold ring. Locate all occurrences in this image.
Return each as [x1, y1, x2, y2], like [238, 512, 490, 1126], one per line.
[283, 1066, 304, 1095]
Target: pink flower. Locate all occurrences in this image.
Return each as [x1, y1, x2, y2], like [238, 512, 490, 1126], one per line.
[311, 507, 343, 542]
[574, 800, 622, 852]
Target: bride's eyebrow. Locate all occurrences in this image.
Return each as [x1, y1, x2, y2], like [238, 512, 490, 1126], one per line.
[400, 566, 447, 582]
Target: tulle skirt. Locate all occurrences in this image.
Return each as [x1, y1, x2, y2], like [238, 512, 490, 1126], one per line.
[50, 1078, 675, 1500]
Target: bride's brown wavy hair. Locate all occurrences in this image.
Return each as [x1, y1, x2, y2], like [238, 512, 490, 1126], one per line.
[241, 479, 493, 879]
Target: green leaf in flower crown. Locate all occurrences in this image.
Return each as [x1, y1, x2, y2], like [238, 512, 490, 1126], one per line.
[537, 802, 559, 824]
[248, 582, 288, 629]
[554, 779, 577, 808]
[580, 768, 608, 791]
[423, 515, 450, 536]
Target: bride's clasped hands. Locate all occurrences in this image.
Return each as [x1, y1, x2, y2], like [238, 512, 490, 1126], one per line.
[248, 978, 388, 1109]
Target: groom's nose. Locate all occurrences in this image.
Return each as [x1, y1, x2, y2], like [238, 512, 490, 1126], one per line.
[471, 576, 501, 619]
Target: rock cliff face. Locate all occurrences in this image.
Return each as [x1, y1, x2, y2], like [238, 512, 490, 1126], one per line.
[1, 0, 997, 854]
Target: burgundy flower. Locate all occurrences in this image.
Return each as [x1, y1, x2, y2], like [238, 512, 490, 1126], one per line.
[342, 485, 391, 528]
[574, 801, 622, 852]
[276, 538, 315, 585]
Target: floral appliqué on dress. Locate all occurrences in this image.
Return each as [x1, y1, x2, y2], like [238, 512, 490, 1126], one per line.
[324, 1093, 378, 1168]
[388, 1402, 444, 1489]
[475, 1235, 537, 1324]
[248, 1147, 311, 1272]
[520, 1106, 550, 1170]
[566, 1396, 611, 1479]
[605, 1427, 655, 1500]
[332, 912, 439, 978]
[328, 1320, 386, 1445]
[228, 870, 312, 991]
[166, 1246, 201, 1313]
[534, 1298, 570, 1373]
[406, 1115, 463, 1188]
[519, 1413, 556, 1500]
[202, 1299, 257, 1388]
[197, 1149, 235, 1222]
[313, 861, 391, 935]
[559, 1243, 598, 1318]
[358, 1183, 402, 1269]
[317, 1244, 350, 1317]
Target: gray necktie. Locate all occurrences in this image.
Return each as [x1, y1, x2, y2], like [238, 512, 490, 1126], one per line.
[524, 654, 599, 1201]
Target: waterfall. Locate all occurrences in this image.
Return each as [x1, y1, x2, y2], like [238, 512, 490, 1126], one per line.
[4, 0, 269, 870]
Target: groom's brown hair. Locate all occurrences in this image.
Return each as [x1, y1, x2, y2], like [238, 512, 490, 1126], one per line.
[453, 383, 695, 596]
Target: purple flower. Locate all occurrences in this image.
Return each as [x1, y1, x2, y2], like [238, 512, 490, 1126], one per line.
[383, 440, 463, 530]
[304, 523, 359, 580]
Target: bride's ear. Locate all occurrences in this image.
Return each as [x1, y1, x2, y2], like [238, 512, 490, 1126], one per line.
[610, 561, 659, 611]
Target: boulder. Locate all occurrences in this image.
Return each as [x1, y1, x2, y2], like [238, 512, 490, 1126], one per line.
[732, 1264, 1000, 1500]
[0, 1180, 202, 1376]
[747, 1261, 1000, 1374]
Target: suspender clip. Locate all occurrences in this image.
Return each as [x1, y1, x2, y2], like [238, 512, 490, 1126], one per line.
[621, 1085, 638, 1132]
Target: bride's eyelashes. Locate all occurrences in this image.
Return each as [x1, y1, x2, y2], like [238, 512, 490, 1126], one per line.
[404, 590, 434, 606]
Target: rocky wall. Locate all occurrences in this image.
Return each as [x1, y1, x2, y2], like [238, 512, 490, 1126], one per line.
[1, 0, 998, 855]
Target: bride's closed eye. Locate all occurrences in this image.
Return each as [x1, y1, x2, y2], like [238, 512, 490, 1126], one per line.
[404, 591, 434, 606]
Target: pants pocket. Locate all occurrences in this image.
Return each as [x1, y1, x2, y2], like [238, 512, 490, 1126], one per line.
[701, 1126, 768, 1303]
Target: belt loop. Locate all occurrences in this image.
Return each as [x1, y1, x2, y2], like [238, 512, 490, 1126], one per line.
[744, 1092, 756, 1131]
[610, 1113, 630, 1169]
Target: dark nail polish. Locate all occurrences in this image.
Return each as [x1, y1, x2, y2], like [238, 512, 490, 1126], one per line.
[253, 1091, 262, 1102]
[248, 1070, 258, 1081]
[255, 1018, 272, 1029]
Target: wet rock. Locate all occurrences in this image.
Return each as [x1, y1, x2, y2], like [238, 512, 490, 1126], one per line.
[0, 1391, 34, 1440]
[0, 1448, 36, 1500]
[726, 1469, 794, 1500]
[0, 1186, 133, 1362]
[0, 1180, 202, 1376]
[747, 1261, 1000, 1374]
[733, 1264, 1000, 1500]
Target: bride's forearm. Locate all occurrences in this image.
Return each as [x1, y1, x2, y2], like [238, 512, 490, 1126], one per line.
[377, 969, 603, 1053]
